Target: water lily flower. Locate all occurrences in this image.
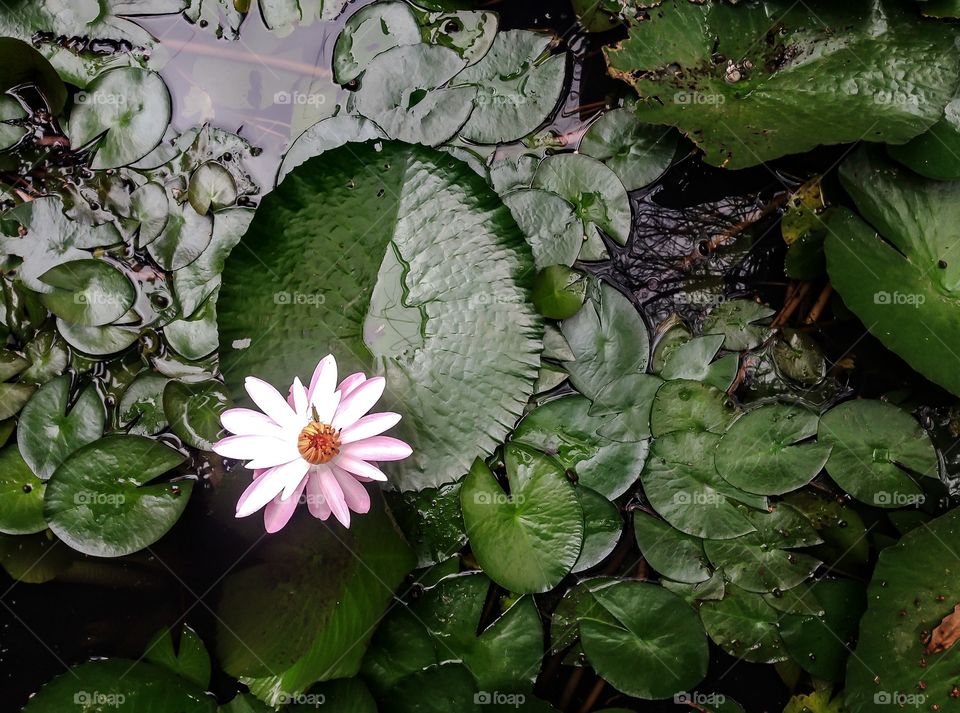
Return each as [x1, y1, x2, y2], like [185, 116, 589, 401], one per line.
[213, 355, 412, 532]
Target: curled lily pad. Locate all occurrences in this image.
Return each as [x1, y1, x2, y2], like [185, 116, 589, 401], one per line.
[44, 435, 192, 558]
[633, 510, 711, 584]
[533, 153, 631, 247]
[0, 446, 46, 535]
[188, 161, 238, 214]
[460, 445, 583, 593]
[577, 580, 709, 699]
[17, 375, 104, 480]
[455, 30, 566, 144]
[715, 403, 831, 496]
[38, 259, 135, 327]
[333, 1, 421, 85]
[69, 67, 172, 169]
[419, 8, 498, 64]
[163, 379, 228, 451]
[511, 395, 648, 499]
[641, 431, 763, 540]
[579, 108, 678, 191]
[130, 182, 169, 247]
[818, 400, 938, 508]
[147, 199, 214, 271]
[502, 188, 582, 270]
[354, 44, 476, 146]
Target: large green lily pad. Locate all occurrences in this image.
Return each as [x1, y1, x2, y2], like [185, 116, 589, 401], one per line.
[604, 0, 960, 168]
[825, 148, 960, 397]
[218, 141, 542, 491]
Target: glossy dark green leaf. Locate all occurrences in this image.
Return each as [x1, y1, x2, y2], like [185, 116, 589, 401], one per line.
[700, 585, 788, 664]
[385, 482, 466, 567]
[715, 403, 831, 496]
[69, 67, 171, 169]
[633, 510, 711, 584]
[130, 181, 170, 248]
[145, 624, 212, 689]
[56, 319, 138, 356]
[641, 431, 762, 540]
[0, 446, 46, 534]
[0, 37, 67, 113]
[573, 487, 621, 572]
[650, 379, 739, 437]
[511, 395, 648, 499]
[279, 116, 385, 183]
[38, 259, 135, 326]
[43, 435, 191, 557]
[784, 491, 870, 574]
[579, 108, 677, 191]
[218, 141, 542, 491]
[0, 382, 34, 420]
[164, 291, 218, 360]
[148, 199, 214, 271]
[889, 95, 960, 179]
[0, 530, 71, 584]
[605, 1, 960, 168]
[825, 148, 960, 396]
[501, 189, 582, 270]
[702, 300, 774, 352]
[531, 265, 586, 319]
[658, 334, 738, 391]
[17, 375, 104, 480]
[819, 399, 938, 507]
[578, 581, 709, 699]
[460, 445, 582, 593]
[119, 373, 169, 436]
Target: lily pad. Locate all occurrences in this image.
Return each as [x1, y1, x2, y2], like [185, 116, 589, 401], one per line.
[455, 30, 566, 144]
[650, 379, 739, 437]
[658, 334, 738, 391]
[825, 148, 960, 396]
[69, 67, 172, 169]
[604, 0, 960, 168]
[279, 116, 385, 183]
[353, 44, 476, 146]
[888, 94, 960, 180]
[148, 199, 214, 271]
[573, 487, 622, 572]
[702, 300, 775, 352]
[715, 403, 831, 496]
[43, 435, 192, 557]
[502, 189, 582, 270]
[579, 108, 678, 191]
[460, 445, 583, 593]
[188, 161, 238, 215]
[218, 141, 542, 491]
[145, 624, 212, 689]
[17, 375, 104, 480]
[333, 1, 421, 85]
[532, 265, 585, 319]
[118, 373, 170, 436]
[641, 431, 762, 540]
[38, 259, 135, 327]
[0, 446, 46, 535]
[163, 379, 228, 451]
[633, 510, 711, 584]
[818, 399, 938, 508]
[56, 319, 139, 356]
[577, 580, 709, 699]
[700, 585, 788, 664]
[0, 37, 67, 113]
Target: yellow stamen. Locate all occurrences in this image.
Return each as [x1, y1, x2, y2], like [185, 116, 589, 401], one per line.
[298, 421, 341, 464]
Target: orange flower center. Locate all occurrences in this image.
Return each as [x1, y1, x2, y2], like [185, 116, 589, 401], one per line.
[297, 421, 341, 465]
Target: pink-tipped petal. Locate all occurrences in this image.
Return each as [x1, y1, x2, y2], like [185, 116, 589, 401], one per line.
[316, 464, 351, 527]
[278, 458, 311, 500]
[340, 412, 402, 444]
[243, 439, 303, 470]
[220, 408, 284, 436]
[307, 355, 338, 403]
[213, 434, 289, 461]
[245, 376, 297, 427]
[332, 377, 386, 430]
[291, 376, 308, 417]
[341, 436, 412, 462]
[332, 465, 371, 514]
[335, 455, 388, 481]
[304, 470, 332, 520]
[236, 465, 293, 517]
[337, 372, 366, 398]
[312, 388, 342, 426]
[263, 475, 308, 533]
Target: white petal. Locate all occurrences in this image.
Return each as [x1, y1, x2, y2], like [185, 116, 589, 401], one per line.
[213, 434, 288, 461]
[245, 376, 297, 428]
[307, 355, 337, 404]
[305, 469, 332, 520]
[311, 388, 342, 426]
[334, 455, 388, 481]
[316, 464, 350, 527]
[332, 377, 386, 430]
[236, 465, 293, 517]
[245, 441, 302, 470]
[291, 376, 308, 417]
[340, 412, 401, 444]
[331, 465, 371, 514]
[341, 436, 412, 462]
[337, 372, 366, 398]
[263, 475, 308, 533]
[220, 408, 283, 436]
[276, 458, 311, 501]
